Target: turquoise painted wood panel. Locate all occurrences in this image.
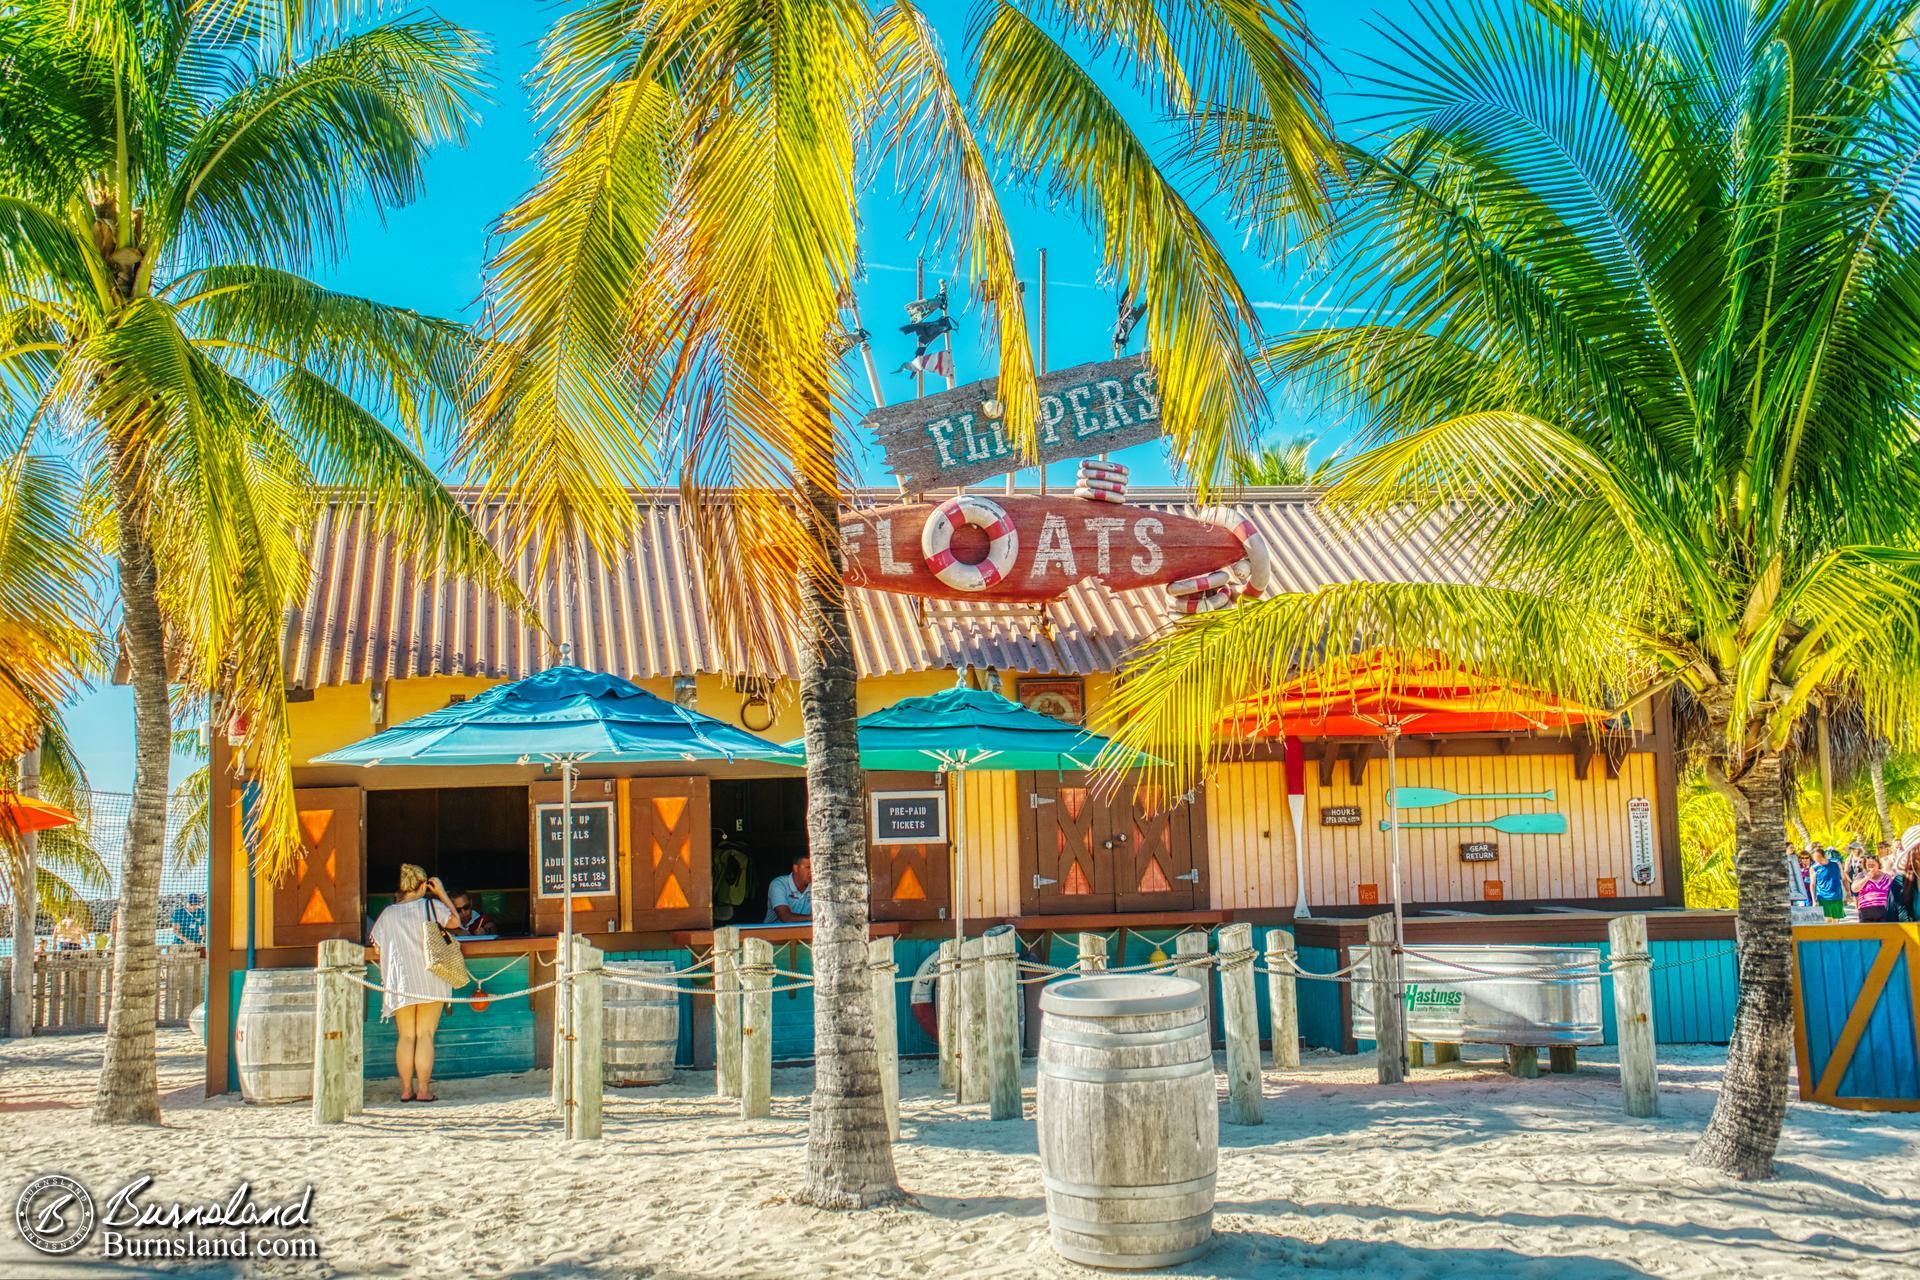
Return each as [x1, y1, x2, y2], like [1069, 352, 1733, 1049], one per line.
[363, 957, 535, 1080]
[895, 937, 942, 1057]
[1295, 944, 1345, 1050]
[1794, 928, 1920, 1110]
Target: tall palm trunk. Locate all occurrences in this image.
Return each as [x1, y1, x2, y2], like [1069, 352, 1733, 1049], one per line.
[1869, 753, 1895, 843]
[1693, 748, 1793, 1179]
[94, 448, 169, 1125]
[9, 744, 41, 1038]
[794, 469, 900, 1208]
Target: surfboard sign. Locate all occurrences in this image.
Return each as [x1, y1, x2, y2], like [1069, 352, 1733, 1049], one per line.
[840, 495, 1245, 604]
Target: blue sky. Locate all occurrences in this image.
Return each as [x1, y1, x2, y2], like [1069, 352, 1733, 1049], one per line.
[67, 0, 1401, 791]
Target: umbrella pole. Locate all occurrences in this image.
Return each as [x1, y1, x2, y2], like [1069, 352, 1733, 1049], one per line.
[561, 757, 576, 1136]
[1385, 727, 1407, 1066]
[951, 769, 967, 1104]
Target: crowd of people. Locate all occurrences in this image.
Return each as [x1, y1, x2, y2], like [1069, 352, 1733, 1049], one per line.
[1794, 834, 1918, 922]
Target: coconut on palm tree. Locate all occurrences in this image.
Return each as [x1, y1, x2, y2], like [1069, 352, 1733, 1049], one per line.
[466, 0, 1333, 1205]
[0, 0, 508, 1122]
[1100, 0, 1920, 1181]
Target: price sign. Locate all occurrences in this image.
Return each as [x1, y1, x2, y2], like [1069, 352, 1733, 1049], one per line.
[1459, 841, 1499, 863]
[1596, 876, 1619, 898]
[1321, 805, 1363, 827]
[870, 790, 947, 846]
[535, 800, 617, 899]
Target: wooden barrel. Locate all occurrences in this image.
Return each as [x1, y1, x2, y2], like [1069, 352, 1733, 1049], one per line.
[234, 968, 316, 1105]
[604, 960, 679, 1086]
[1037, 974, 1217, 1269]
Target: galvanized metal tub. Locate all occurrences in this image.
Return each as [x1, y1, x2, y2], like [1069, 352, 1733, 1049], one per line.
[234, 968, 316, 1104]
[1349, 944, 1603, 1047]
[603, 960, 679, 1086]
[1037, 974, 1217, 1270]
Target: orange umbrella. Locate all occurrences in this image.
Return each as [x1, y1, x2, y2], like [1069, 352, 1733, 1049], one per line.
[1223, 649, 1614, 929]
[0, 795, 76, 835]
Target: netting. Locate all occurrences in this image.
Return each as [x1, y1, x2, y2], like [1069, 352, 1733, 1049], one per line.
[3, 789, 207, 951]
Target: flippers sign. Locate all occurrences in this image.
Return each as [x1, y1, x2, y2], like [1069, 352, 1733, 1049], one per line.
[862, 356, 1163, 492]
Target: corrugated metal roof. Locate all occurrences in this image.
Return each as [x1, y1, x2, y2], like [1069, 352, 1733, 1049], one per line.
[282, 488, 1483, 687]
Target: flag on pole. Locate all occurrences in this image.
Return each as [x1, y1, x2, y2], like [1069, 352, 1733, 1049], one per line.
[904, 287, 948, 322]
[895, 349, 953, 377]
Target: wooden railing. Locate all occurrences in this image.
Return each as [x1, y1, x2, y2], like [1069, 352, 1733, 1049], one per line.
[0, 945, 205, 1033]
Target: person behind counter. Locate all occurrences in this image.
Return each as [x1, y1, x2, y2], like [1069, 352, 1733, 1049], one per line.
[450, 891, 494, 936]
[764, 854, 813, 924]
[366, 863, 461, 1102]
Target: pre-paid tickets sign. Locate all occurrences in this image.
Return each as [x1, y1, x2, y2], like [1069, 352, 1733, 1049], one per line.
[863, 356, 1161, 491]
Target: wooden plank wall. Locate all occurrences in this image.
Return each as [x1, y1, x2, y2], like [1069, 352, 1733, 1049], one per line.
[1206, 751, 1665, 910]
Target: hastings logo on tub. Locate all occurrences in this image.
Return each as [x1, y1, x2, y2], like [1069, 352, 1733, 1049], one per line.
[1402, 985, 1465, 1012]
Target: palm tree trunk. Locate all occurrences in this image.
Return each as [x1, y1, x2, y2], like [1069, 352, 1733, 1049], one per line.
[1870, 753, 1895, 843]
[9, 744, 41, 1038]
[93, 450, 169, 1125]
[794, 471, 900, 1208]
[1692, 748, 1793, 1180]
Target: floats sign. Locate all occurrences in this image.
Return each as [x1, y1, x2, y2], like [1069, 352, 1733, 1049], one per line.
[862, 356, 1164, 492]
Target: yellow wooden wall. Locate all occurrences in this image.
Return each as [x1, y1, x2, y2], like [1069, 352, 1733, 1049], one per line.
[958, 770, 1023, 919]
[1204, 751, 1665, 910]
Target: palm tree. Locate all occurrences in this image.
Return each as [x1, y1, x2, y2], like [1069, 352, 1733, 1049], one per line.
[1229, 433, 1338, 486]
[1099, 0, 1920, 1181]
[0, 0, 507, 1122]
[467, 0, 1333, 1205]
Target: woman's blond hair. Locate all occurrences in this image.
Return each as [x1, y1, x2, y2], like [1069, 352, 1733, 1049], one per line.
[398, 863, 430, 896]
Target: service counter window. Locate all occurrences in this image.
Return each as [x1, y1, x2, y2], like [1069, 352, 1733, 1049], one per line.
[366, 786, 531, 936]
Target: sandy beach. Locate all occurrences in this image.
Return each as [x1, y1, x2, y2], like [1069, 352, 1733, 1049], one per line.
[2, 1029, 1915, 1279]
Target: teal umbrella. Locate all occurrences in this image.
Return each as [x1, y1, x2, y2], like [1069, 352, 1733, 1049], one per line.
[317, 664, 796, 1136]
[787, 685, 1157, 1104]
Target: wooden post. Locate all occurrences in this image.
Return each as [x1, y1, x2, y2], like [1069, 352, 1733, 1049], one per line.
[1409, 1041, 1427, 1069]
[1217, 923, 1262, 1126]
[552, 931, 569, 1112]
[1264, 930, 1299, 1070]
[983, 929, 1020, 1120]
[740, 937, 773, 1120]
[1609, 913, 1660, 1117]
[1368, 913, 1406, 1085]
[311, 939, 363, 1125]
[1549, 1047, 1578, 1074]
[1433, 1043, 1460, 1065]
[569, 935, 604, 1140]
[868, 937, 900, 1140]
[1167, 932, 1213, 1013]
[936, 939, 959, 1092]
[713, 926, 743, 1099]
[960, 936, 989, 1105]
[1077, 932, 1108, 972]
[1507, 1045, 1539, 1079]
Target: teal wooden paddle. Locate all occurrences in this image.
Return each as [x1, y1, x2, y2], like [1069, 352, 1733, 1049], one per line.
[1389, 786, 1556, 810]
[1378, 813, 1569, 835]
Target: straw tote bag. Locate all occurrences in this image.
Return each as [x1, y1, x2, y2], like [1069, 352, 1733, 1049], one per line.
[422, 900, 472, 988]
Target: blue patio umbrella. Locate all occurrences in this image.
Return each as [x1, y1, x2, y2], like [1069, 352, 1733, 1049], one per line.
[317, 664, 796, 1134]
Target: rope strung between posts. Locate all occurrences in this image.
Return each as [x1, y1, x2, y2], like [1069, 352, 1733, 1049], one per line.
[337, 970, 567, 1004]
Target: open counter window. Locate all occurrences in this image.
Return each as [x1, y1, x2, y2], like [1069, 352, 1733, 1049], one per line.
[366, 786, 530, 936]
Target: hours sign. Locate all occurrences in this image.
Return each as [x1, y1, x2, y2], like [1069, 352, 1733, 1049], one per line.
[862, 356, 1164, 491]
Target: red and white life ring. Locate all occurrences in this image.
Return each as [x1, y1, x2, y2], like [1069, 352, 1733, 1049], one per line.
[1196, 507, 1272, 597]
[922, 495, 1019, 592]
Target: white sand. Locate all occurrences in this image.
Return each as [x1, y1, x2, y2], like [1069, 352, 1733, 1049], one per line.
[2, 1029, 1915, 1279]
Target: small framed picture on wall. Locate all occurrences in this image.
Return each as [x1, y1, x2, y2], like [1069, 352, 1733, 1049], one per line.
[1017, 677, 1085, 725]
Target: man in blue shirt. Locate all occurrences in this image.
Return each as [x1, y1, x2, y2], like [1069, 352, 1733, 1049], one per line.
[1810, 847, 1846, 920]
[764, 855, 813, 924]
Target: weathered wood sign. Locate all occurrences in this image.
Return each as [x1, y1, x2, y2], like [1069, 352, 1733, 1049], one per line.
[840, 495, 1244, 603]
[535, 800, 617, 898]
[1459, 841, 1499, 863]
[1320, 805, 1363, 827]
[862, 356, 1163, 491]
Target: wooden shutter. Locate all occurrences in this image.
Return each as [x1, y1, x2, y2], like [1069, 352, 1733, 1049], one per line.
[865, 771, 952, 922]
[530, 776, 623, 936]
[627, 777, 713, 931]
[1021, 772, 1116, 914]
[1113, 777, 1206, 912]
[266, 787, 364, 949]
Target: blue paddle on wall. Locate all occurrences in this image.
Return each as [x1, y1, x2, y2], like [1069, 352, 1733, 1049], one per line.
[1389, 786, 1556, 809]
[1380, 812, 1569, 835]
